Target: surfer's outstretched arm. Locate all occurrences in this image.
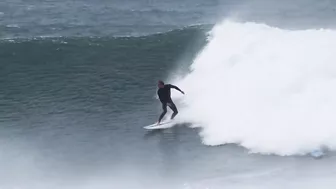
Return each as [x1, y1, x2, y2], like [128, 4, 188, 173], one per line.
[170, 85, 185, 94]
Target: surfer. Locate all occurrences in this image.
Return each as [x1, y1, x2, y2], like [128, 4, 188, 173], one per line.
[157, 80, 184, 124]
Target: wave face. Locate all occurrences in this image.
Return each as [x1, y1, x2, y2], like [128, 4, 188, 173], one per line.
[0, 26, 206, 121]
[0, 26, 207, 189]
[174, 20, 336, 156]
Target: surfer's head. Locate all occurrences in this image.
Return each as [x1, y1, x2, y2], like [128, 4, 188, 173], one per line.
[158, 80, 164, 88]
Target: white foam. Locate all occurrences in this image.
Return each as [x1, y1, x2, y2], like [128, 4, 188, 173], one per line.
[172, 20, 336, 156]
[6, 24, 20, 28]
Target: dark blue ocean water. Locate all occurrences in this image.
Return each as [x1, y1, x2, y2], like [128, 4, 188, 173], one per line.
[2, 0, 336, 39]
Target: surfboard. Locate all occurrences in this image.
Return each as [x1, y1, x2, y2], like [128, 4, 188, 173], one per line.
[310, 149, 324, 158]
[143, 120, 176, 130]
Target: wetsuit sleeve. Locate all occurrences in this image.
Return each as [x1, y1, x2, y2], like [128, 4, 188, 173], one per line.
[169, 84, 184, 94]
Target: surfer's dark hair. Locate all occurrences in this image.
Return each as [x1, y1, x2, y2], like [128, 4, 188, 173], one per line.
[158, 80, 164, 85]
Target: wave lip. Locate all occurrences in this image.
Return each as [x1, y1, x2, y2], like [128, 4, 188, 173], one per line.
[175, 20, 336, 156]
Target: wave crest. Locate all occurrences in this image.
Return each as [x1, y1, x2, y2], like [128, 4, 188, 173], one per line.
[174, 20, 336, 156]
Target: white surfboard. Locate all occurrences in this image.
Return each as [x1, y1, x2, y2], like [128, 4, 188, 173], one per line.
[310, 149, 324, 158]
[143, 120, 176, 130]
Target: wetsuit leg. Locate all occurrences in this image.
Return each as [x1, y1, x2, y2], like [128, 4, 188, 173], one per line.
[158, 102, 167, 123]
[167, 101, 178, 120]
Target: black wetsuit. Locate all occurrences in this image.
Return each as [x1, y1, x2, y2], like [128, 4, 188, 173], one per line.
[157, 84, 181, 122]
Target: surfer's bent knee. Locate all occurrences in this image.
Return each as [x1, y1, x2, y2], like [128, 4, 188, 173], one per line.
[168, 103, 178, 113]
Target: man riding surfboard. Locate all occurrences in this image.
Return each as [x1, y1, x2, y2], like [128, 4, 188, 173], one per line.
[156, 80, 184, 125]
